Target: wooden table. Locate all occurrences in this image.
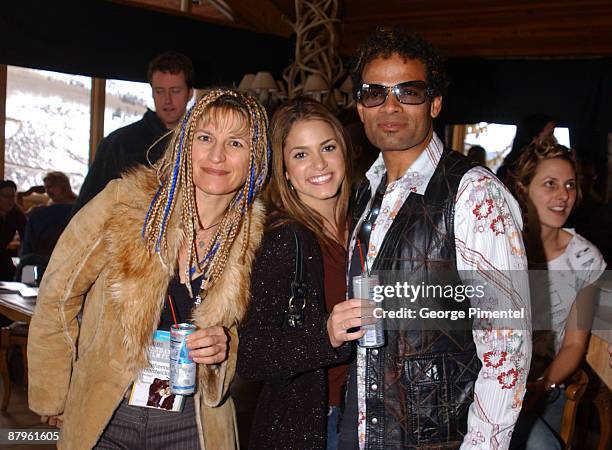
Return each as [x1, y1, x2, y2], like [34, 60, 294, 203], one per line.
[0, 291, 36, 412]
[0, 292, 36, 323]
[585, 277, 612, 450]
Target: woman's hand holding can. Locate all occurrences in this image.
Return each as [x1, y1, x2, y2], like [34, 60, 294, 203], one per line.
[326, 299, 378, 348]
[186, 326, 229, 364]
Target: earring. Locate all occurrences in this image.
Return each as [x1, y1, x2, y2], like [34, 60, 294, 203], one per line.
[288, 181, 295, 192]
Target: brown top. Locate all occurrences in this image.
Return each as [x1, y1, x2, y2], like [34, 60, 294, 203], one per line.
[322, 239, 349, 407]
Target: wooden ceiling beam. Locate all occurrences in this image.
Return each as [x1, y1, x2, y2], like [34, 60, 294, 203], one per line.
[108, 0, 252, 31]
[222, 0, 293, 37]
[338, 0, 612, 58]
[110, 0, 612, 58]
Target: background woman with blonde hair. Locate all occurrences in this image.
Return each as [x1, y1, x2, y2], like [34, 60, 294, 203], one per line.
[28, 89, 269, 450]
[238, 98, 374, 450]
[508, 136, 606, 449]
[42, 171, 77, 205]
[18, 171, 77, 282]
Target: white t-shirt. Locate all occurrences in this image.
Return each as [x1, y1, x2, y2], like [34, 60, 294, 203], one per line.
[532, 229, 607, 363]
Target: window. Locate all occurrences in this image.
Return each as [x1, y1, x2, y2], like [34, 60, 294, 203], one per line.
[5, 66, 91, 193]
[103, 79, 195, 137]
[461, 122, 571, 172]
[103, 79, 152, 137]
[463, 123, 516, 172]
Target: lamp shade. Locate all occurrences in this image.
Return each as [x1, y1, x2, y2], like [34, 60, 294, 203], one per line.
[238, 73, 255, 91]
[251, 71, 278, 91]
[303, 73, 328, 93]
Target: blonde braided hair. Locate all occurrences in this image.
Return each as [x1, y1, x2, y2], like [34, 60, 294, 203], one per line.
[142, 89, 270, 297]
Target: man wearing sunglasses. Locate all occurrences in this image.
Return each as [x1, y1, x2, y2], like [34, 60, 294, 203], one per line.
[339, 27, 531, 450]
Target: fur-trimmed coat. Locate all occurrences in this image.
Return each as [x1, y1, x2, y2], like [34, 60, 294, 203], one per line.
[27, 167, 265, 450]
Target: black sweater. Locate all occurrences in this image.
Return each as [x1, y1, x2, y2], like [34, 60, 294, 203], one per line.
[238, 221, 352, 450]
[72, 109, 169, 215]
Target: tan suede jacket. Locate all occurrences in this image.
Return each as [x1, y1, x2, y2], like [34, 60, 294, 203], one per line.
[27, 167, 265, 450]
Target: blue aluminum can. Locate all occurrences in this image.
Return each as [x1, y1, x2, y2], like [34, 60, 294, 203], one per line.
[170, 323, 197, 395]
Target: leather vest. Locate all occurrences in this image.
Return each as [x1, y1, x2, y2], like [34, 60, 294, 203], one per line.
[351, 149, 482, 449]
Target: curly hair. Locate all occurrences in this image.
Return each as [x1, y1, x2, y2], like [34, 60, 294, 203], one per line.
[508, 136, 581, 227]
[350, 26, 447, 100]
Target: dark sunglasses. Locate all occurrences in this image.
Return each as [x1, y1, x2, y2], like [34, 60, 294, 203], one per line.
[356, 80, 432, 108]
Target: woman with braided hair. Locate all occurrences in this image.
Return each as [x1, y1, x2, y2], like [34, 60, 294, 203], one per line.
[28, 89, 270, 450]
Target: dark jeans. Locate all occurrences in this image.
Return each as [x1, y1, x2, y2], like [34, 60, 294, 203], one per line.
[327, 406, 340, 450]
[510, 387, 565, 450]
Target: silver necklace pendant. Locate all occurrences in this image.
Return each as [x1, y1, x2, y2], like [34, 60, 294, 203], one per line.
[194, 294, 202, 306]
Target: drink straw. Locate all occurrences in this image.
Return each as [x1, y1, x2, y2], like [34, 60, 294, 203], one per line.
[167, 294, 178, 326]
[357, 238, 365, 272]
[357, 238, 370, 275]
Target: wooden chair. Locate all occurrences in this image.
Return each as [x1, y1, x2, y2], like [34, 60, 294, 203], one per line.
[16, 185, 47, 212]
[7, 187, 49, 254]
[591, 385, 611, 450]
[0, 321, 28, 412]
[560, 368, 589, 449]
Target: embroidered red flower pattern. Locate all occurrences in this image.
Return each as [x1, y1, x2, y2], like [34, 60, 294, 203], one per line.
[473, 199, 493, 220]
[483, 350, 507, 368]
[351, 146, 529, 448]
[490, 215, 506, 235]
[497, 368, 519, 389]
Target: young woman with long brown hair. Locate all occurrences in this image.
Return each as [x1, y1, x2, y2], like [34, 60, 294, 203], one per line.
[238, 98, 374, 450]
[508, 136, 606, 449]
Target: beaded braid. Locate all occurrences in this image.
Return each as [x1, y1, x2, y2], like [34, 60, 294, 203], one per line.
[142, 89, 270, 298]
